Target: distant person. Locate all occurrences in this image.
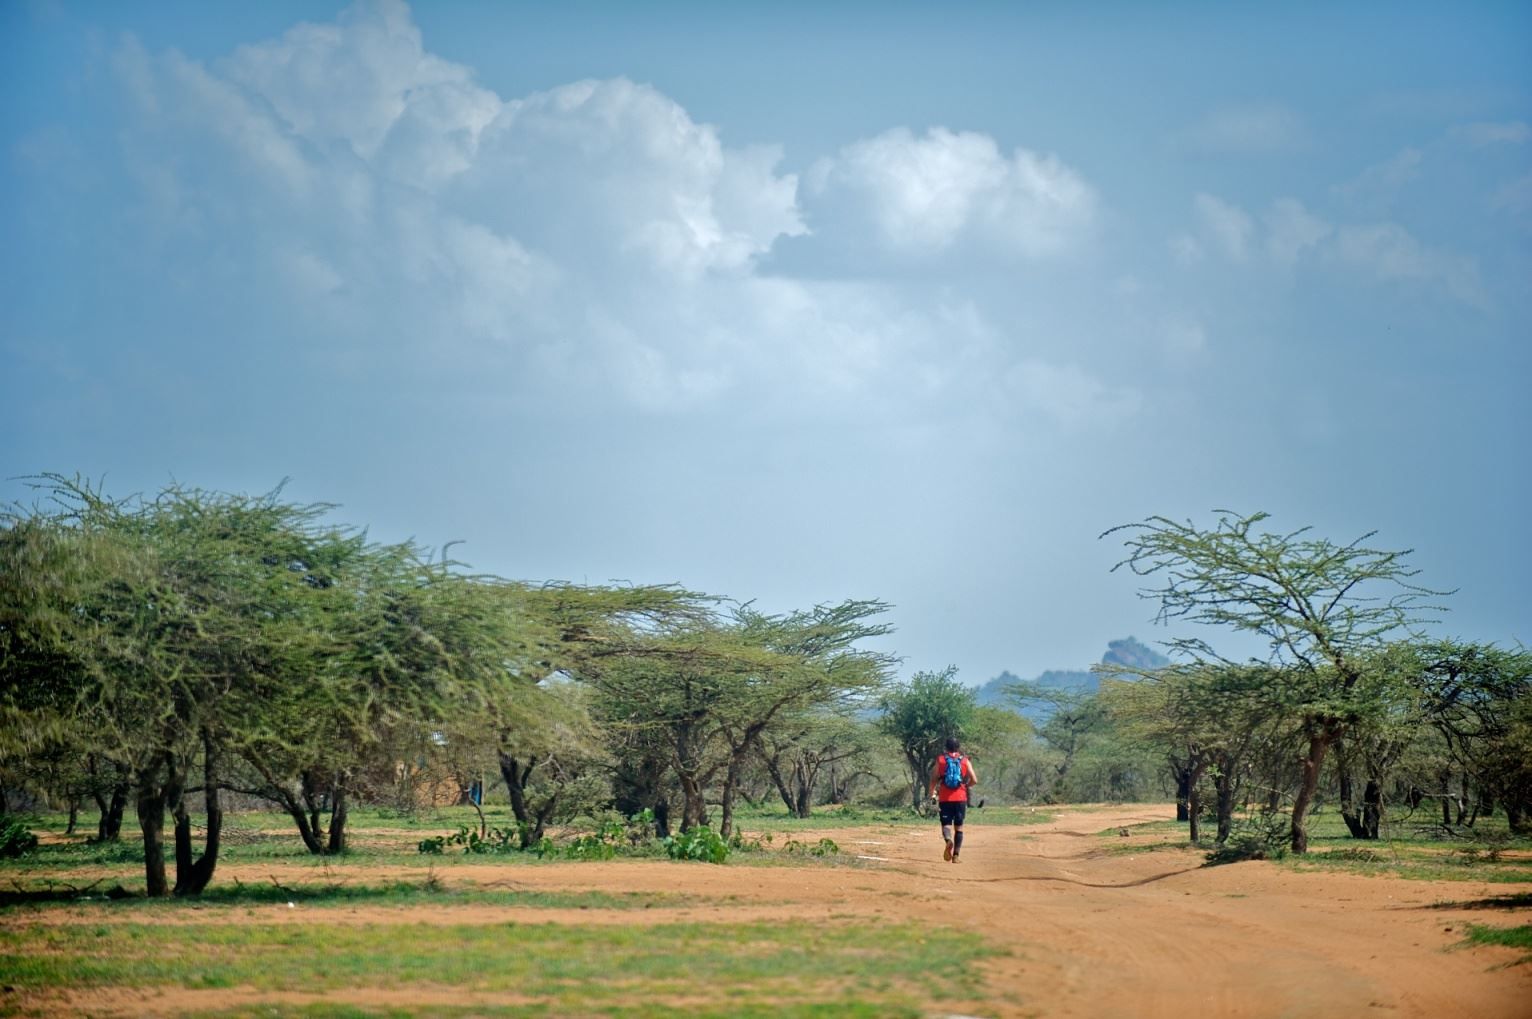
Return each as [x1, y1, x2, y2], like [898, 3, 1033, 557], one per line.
[929, 736, 977, 863]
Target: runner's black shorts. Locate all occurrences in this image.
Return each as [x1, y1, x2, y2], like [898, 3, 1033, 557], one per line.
[938, 801, 967, 826]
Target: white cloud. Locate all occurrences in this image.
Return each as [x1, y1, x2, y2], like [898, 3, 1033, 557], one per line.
[1264, 198, 1331, 265]
[1333, 148, 1423, 212]
[1169, 191, 1483, 308]
[1181, 103, 1306, 154]
[99, 0, 1126, 431]
[807, 126, 1097, 258]
[1331, 223, 1486, 308]
[1192, 193, 1254, 260]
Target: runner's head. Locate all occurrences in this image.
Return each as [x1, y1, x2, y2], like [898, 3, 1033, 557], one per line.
[944, 736, 960, 753]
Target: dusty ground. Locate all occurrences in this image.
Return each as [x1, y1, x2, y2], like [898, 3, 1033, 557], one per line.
[9, 804, 1531, 1017]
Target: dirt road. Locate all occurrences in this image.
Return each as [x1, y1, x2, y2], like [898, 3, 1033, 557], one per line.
[459, 803, 1531, 1018]
[21, 804, 1532, 1017]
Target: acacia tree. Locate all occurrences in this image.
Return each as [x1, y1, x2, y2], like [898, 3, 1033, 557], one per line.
[758, 710, 878, 818]
[1006, 682, 1105, 801]
[878, 667, 977, 812]
[714, 601, 892, 837]
[1100, 663, 1286, 843]
[1405, 640, 1532, 831]
[0, 477, 356, 894]
[1106, 511, 1446, 852]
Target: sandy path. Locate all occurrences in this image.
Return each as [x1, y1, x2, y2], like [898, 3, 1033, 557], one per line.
[10, 804, 1529, 1017]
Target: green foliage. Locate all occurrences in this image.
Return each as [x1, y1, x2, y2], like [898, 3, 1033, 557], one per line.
[878, 667, 978, 809]
[0, 817, 39, 858]
[1204, 813, 1290, 865]
[662, 825, 730, 863]
[781, 837, 840, 857]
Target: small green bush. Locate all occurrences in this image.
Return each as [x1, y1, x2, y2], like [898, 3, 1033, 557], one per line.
[0, 817, 39, 858]
[1205, 814, 1289, 865]
[661, 826, 729, 864]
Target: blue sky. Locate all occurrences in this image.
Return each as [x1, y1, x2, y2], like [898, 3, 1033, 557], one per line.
[3, 0, 1529, 682]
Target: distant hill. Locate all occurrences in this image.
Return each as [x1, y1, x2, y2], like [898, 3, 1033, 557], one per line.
[975, 637, 1170, 713]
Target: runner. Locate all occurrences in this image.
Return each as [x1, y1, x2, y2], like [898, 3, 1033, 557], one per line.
[929, 736, 977, 863]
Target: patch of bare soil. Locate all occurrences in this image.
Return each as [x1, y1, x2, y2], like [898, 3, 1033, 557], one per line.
[11, 804, 1530, 1017]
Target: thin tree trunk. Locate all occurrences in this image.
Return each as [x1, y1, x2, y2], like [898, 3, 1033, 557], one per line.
[172, 733, 223, 896]
[1214, 758, 1236, 844]
[325, 782, 347, 855]
[1290, 728, 1334, 854]
[1187, 760, 1208, 843]
[719, 754, 743, 840]
[498, 751, 545, 847]
[1173, 761, 1192, 822]
[1335, 739, 1369, 839]
[763, 749, 798, 815]
[135, 753, 180, 899]
[1362, 780, 1381, 839]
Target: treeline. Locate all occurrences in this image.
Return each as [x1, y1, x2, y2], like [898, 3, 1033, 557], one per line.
[0, 476, 1110, 896]
[1086, 511, 1532, 853]
[3, 483, 1526, 895]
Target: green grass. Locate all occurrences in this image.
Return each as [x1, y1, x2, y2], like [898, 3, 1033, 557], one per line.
[1, 878, 697, 914]
[1089, 808, 1532, 878]
[1461, 923, 1532, 964]
[0, 917, 998, 1015]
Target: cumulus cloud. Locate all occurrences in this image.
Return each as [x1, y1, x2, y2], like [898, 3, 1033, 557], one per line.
[96, 0, 1125, 429]
[1330, 223, 1486, 308]
[806, 126, 1097, 258]
[1169, 192, 1481, 307]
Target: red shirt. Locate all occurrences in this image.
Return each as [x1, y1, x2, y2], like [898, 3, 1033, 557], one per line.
[934, 753, 975, 803]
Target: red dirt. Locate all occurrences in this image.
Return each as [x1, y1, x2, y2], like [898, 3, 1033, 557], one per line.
[9, 804, 1530, 1017]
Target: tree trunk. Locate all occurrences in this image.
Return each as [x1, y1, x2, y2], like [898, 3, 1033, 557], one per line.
[718, 754, 743, 840]
[88, 758, 130, 843]
[1214, 760, 1236, 844]
[498, 751, 547, 847]
[1173, 761, 1192, 822]
[1335, 740, 1369, 839]
[763, 749, 798, 815]
[906, 751, 928, 813]
[245, 755, 326, 854]
[792, 758, 812, 818]
[1362, 780, 1381, 839]
[1289, 727, 1334, 854]
[135, 752, 182, 899]
[325, 783, 347, 854]
[172, 733, 223, 896]
[65, 799, 78, 836]
[1187, 761, 1208, 843]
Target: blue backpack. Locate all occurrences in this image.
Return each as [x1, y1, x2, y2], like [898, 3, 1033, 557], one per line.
[941, 753, 964, 790]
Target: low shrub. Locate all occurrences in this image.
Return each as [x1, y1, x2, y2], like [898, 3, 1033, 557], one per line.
[662, 826, 729, 864]
[0, 817, 39, 858]
[1205, 814, 1289, 865]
